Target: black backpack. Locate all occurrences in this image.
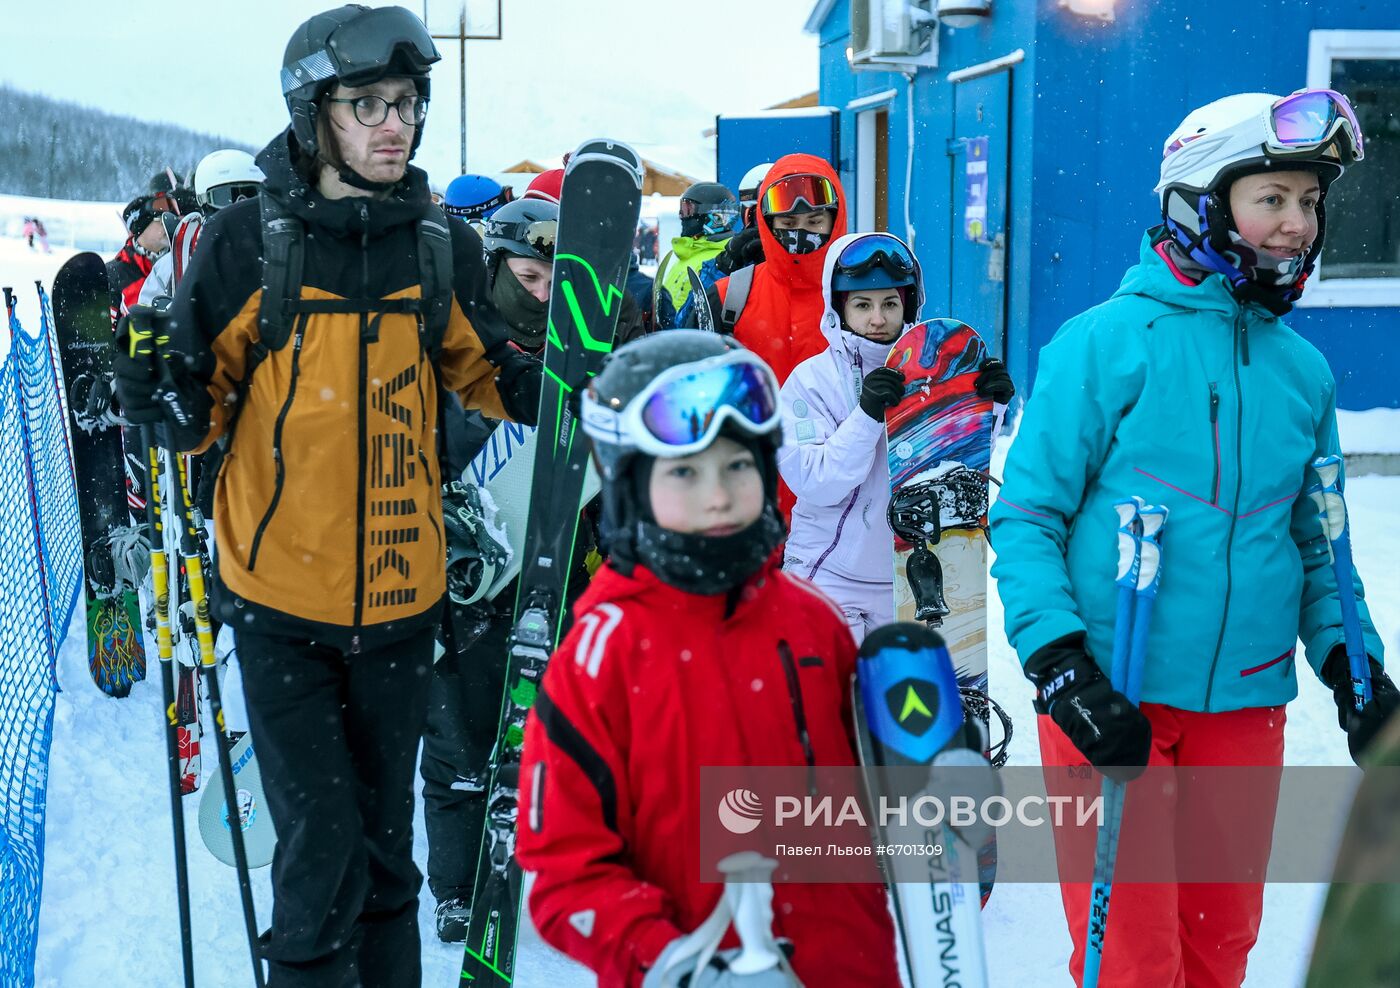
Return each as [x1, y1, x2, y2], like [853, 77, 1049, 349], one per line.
[252, 191, 454, 372]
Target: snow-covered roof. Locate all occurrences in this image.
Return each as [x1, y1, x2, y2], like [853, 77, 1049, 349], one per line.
[805, 0, 839, 33]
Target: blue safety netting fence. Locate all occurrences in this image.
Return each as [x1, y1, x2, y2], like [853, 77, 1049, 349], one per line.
[0, 285, 81, 986]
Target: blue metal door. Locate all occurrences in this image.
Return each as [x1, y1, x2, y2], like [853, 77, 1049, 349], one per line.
[947, 70, 1010, 358]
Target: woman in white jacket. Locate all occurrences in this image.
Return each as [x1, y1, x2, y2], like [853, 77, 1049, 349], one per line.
[779, 232, 1013, 639]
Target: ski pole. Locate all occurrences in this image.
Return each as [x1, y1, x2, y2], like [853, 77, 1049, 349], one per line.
[130, 312, 266, 987]
[1307, 454, 1371, 711]
[1085, 499, 1167, 988]
[169, 431, 266, 988]
[123, 333, 195, 988]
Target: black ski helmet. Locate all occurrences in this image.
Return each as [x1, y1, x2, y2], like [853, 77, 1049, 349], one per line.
[679, 182, 740, 240]
[583, 330, 781, 498]
[583, 331, 786, 591]
[482, 198, 558, 285]
[281, 5, 440, 163]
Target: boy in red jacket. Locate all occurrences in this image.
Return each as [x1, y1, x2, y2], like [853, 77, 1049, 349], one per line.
[517, 331, 899, 987]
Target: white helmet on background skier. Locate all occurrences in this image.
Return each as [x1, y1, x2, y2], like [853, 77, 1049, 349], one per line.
[738, 163, 774, 211]
[1155, 88, 1364, 304]
[194, 150, 265, 212]
[280, 4, 440, 190]
[581, 331, 786, 594]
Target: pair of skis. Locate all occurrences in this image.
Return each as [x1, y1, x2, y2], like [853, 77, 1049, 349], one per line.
[458, 139, 645, 986]
[1082, 496, 1167, 988]
[854, 622, 994, 988]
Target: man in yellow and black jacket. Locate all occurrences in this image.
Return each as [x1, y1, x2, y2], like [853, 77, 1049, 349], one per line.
[112, 6, 540, 985]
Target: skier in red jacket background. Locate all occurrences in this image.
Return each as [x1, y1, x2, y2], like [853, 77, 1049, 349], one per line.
[517, 331, 899, 987]
[705, 153, 848, 384]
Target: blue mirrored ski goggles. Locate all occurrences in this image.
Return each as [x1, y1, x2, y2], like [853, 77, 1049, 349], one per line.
[834, 233, 917, 280]
[585, 350, 781, 458]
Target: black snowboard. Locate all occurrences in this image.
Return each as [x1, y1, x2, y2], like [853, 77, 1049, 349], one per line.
[53, 252, 145, 697]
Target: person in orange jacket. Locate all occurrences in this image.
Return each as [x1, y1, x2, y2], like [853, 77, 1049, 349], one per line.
[694, 154, 848, 385]
[517, 331, 900, 988]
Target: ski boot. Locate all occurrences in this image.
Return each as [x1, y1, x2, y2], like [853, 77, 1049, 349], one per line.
[436, 896, 472, 943]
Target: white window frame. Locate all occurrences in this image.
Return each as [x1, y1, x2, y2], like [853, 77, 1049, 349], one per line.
[850, 90, 897, 232]
[1298, 29, 1400, 308]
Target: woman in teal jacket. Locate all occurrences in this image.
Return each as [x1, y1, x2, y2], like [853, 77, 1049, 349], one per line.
[990, 90, 1396, 987]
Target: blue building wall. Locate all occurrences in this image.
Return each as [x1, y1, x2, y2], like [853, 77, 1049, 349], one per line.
[811, 0, 1398, 408]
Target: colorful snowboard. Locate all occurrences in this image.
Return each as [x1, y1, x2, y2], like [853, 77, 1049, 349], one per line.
[52, 252, 146, 697]
[885, 317, 998, 898]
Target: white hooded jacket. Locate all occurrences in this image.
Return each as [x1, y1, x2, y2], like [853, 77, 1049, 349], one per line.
[778, 233, 915, 586]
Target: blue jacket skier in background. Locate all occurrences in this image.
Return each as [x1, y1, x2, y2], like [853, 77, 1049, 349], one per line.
[990, 89, 1397, 987]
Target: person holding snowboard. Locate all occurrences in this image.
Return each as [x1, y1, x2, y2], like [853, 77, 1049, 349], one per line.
[111, 6, 541, 985]
[990, 89, 1395, 987]
[779, 231, 1013, 640]
[516, 330, 901, 988]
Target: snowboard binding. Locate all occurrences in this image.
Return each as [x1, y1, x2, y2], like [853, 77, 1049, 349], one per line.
[443, 481, 510, 606]
[889, 467, 992, 628]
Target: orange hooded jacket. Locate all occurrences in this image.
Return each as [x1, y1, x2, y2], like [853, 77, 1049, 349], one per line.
[713, 154, 849, 384]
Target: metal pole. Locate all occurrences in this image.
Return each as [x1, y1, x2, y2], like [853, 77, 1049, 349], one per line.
[460, 20, 468, 174]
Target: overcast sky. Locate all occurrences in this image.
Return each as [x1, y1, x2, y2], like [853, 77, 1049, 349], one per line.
[8, 0, 820, 185]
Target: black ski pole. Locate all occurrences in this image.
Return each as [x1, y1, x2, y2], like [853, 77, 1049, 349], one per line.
[166, 421, 266, 988]
[133, 414, 195, 985]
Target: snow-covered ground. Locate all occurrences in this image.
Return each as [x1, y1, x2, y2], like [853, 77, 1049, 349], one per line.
[0, 192, 127, 257]
[14, 236, 1398, 986]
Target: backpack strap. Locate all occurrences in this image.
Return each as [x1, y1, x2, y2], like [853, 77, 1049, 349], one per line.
[416, 205, 453, 360]
[255, 191, 304, 363]
[719, 263, 755, 333]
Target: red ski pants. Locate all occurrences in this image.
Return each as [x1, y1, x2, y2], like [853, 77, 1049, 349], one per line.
[1037, 703, 1285, 988]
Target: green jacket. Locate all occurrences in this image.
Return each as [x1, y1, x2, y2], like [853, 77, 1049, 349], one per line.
[653, 236, 727, 328]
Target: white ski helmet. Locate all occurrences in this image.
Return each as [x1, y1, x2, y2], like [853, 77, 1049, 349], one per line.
[194, 149, 265, 212]
[738, 162, 774, 208]
[1154, 90, 1362, 206]
[1154, 89, 1364, 307]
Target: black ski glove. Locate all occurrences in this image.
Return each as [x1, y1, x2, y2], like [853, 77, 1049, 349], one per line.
[858, 366, 905, 421]
[1323, 646, 1400, 765]
[1025, 633, 1152, 782]
[493, 349, 542, 427]
[113, 311, 213, 449]
[974, 357, 1015, 405]
[715, 226, 764, 275]
[111, 316, 163, 424]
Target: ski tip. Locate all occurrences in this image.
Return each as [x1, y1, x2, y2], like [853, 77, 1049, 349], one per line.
[567, 138, 645, 187]
[856, 622, 965, 761]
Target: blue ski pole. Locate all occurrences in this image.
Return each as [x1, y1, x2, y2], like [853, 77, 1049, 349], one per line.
[1307, 454, 1371, 711]
[1083, 498, 1142, 987]
[1084, 499, 1167, 988]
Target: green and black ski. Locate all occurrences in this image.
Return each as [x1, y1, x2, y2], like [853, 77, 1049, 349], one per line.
[460, 138, 644, 986]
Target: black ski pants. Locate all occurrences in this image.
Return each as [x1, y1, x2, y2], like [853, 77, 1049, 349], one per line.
[238, 625, 436, 988]
[420, 602, 509, 903]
